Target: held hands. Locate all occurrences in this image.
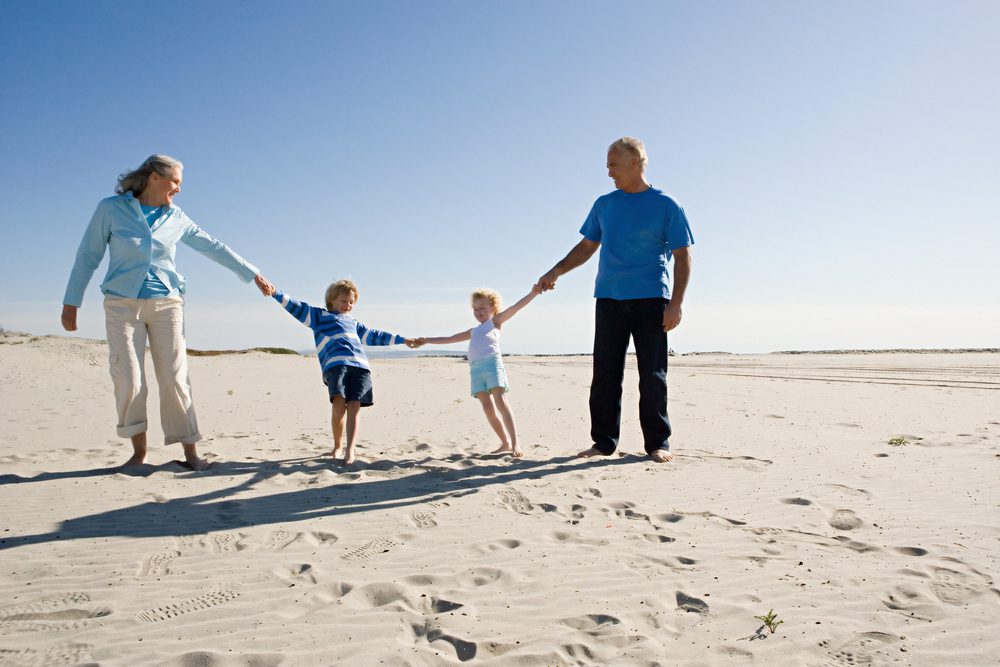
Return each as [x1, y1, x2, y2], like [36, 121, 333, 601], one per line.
[405, 338, 425, 349]
[61, 304, 78, 332]
[536, 269, 559, 292]
[255, 274, 276, 297]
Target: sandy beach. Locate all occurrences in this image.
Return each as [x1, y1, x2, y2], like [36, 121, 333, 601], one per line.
[0, 331, 997, 666]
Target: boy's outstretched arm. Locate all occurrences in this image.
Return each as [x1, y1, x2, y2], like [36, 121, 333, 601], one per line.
[272, 289, 318, 328]
[493, 283, 543, 328]
[418, 330, 472, 345]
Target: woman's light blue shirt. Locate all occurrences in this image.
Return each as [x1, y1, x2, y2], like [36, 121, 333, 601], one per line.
[63, 193, 259, 307]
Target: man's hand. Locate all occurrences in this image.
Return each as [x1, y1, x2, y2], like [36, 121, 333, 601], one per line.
[663, 301, 682, 332]
[537, 269, 559, 292]
[254, 274, 275, 297]
[61, 304, 78, 332]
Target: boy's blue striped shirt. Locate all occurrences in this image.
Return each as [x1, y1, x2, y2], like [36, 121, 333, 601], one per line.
[273, 291, 404, 371]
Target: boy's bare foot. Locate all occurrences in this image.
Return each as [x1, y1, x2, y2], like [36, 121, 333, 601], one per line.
[576, 446, 610, 458]
[649, 449, 674, 463]
[491, 445, 525, 458]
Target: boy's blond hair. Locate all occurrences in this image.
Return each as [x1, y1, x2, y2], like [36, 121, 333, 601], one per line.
[325, 279, 359, 311]
[471, 288, 501, 312]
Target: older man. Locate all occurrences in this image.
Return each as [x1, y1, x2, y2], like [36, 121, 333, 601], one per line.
[538, 137, 693, 463]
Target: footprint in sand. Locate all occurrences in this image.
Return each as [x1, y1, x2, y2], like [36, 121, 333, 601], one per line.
[675, 591, 709, 614]
[497, 488, 534, 514]
[134, 585, 240, 623]
[0, 593, 111, 633]
[340, 535, 410, 561]
[0, 643, 94, 667]
[209, 531, 249, 553]
[467, 539, 522, 555]
[137, 551, 179, 579]
[410, 510, 438, 528]
[820, 631, 904, 666]
[780, 497, 813, 506]
[827, 509, 863, 531]
[261, 527, 300, 551]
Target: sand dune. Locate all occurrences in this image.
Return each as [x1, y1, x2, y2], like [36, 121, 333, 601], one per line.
[1, 332, 997, 665]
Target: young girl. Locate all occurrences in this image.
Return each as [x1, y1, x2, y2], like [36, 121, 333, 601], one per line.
[418, 284, 542, 457]
[267, 279, 417, 465]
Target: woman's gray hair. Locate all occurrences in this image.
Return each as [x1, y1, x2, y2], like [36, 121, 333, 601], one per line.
[608, 137, 648, 171]
[116, 154, 184, 196]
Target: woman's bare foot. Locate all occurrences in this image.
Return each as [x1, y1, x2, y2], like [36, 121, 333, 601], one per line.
[182, 443, 211, 471]
[649, 449, 674, 463]
[343, 446, 357, 466]
[330, 444, 342, 458]
[576, 446, 610, 458]
[122, 433, 148, 467]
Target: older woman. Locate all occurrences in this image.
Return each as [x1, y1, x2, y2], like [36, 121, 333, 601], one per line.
[62, 155, 273, 470]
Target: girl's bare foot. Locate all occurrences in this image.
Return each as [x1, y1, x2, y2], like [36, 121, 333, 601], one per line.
[491, 444, 524, 458]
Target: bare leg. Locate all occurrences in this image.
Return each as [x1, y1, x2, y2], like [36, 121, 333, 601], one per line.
[343, 401, 361, 465]
[331, 397, 346, 457]
[122, 432, 147, 467]
[181, 442, 210, 471]
[477, 392, 510, 452]
[491, 389, 522, 457]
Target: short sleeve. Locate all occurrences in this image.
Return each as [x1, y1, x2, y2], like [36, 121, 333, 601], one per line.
[665, 204, 695, 250]
[579, 199, 602, 242]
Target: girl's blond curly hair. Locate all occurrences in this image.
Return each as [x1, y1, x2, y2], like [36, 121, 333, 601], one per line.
[470, 288, 501, 311]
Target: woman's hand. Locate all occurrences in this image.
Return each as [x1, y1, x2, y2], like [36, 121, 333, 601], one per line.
[254, 274, 275, 297]
[61, 304, 78, 332]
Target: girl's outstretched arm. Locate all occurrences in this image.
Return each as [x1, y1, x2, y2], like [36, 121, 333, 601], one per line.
[418, 330, 472, 345]
[493, 283, 543, 328]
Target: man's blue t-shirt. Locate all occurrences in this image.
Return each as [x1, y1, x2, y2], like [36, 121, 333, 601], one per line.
[579, 187, 694, 300]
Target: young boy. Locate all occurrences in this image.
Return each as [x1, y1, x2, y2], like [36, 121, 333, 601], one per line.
[266, 279, 416, 465]
[417, 284, 542, 457]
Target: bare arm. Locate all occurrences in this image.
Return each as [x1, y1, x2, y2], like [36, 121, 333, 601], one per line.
[418, 330, 472, 345]
[493, 283, 543, 328]
[537, 238, 600, 291]
[663, 246, 692, 332]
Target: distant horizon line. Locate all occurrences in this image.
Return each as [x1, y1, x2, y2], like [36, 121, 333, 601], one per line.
[4, 330, 996, 358]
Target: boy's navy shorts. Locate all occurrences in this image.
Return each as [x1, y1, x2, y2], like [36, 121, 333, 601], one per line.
[323, 365, 374, 406]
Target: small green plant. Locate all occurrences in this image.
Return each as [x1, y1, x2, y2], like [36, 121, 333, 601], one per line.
[754, 609, 784, 634]
[888, 436, 909, 446]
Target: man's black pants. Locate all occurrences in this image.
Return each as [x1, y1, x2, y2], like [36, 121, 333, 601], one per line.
[589, 298, 671, 455]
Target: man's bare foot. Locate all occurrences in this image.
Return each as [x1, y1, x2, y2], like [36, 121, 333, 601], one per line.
[576, 446, 610, 458]
[649, 449, 674, 463]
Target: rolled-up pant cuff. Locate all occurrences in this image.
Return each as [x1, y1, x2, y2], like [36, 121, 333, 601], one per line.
[117, 421, 149, 439]
[164, 431, 203, 446]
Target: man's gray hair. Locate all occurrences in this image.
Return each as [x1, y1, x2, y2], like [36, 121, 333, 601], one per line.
[116, 154, 184, 196]
[608, 137, 648, 171]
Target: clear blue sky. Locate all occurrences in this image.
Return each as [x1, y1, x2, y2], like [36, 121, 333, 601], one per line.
[2, 1, 998, 353]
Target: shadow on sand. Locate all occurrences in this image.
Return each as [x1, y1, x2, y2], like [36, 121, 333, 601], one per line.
[0, 451, 648, 551]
